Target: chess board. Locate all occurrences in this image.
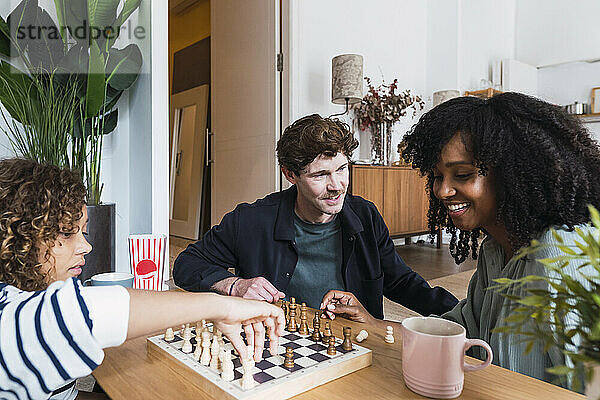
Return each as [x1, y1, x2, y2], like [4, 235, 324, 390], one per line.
[147, 326, 372, 400]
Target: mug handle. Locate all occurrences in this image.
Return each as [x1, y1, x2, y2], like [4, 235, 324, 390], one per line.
[463, 339, 493, 372]
[83, 279, 92, 287]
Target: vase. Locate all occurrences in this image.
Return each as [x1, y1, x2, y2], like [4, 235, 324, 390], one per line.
[81, 203, 116, 282]
[370, 123, 384, 165]
[587, 364, 600, 400]
[383, 122, 393, 166]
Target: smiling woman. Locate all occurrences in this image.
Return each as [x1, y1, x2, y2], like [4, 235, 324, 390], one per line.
[400, 92, 600, 389]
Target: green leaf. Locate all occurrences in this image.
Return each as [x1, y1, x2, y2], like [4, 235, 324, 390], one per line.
[100, 109, 118, 134]
[0, 61, 37, 122]
[88, 0, 120, 28]
[57, 0, 88, 45]
[546, 365, 575, 376]
[114, 0, 141, 29]
[517, 295, 546, 307]
[52, 0, 68, 45]
[551, 229, 564, 244]
[25, 6, 66, 71]
[589, 205, 600, 229]
[502, 313, 529, 324]
[106, 44, 142, 90]
[7, 0, 38, 56]
[0, 16, 10, 57]
[85, 39, 106, 117]
[592, 293, 600, 307]
[104, 83, 122, 111]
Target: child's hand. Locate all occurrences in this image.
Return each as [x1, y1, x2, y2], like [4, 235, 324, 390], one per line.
[213, 296, 285, 362]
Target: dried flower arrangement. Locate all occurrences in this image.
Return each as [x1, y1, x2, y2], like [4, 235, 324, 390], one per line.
[353, 77, 424, 164]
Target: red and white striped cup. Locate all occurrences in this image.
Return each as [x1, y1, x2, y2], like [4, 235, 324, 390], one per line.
[128, 234, 167, 290]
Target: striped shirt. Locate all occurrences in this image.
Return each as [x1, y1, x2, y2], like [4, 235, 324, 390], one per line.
[0, 278, 129, 400]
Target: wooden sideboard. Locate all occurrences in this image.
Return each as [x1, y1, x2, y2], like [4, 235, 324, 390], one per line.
[350, 164, 440, 247]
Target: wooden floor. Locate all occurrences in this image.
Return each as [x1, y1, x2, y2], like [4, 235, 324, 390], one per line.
[394, 241, 477, 280]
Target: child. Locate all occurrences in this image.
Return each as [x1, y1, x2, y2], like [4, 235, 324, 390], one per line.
[0, 158, 285, 400]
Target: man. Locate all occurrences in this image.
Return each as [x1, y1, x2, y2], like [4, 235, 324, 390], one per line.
[173, 114, 458, 320]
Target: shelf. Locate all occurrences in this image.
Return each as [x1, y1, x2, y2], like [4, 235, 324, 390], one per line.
[575, 113, 600, 123]
[464, 88, 503, 99]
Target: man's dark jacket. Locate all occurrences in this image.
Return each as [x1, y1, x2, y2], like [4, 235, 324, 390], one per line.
[173, 186, 458, 319]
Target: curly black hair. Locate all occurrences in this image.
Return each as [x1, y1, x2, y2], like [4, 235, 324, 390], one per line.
[402, 92, 600, 264]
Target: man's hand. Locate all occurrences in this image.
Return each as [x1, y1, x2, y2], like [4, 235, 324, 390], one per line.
[212, 277, 285, 303]
[212, 296, 285, 362]
[320, 290, 378, 325]
[231, 277, 285, 303]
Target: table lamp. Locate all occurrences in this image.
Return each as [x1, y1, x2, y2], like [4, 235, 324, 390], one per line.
[331, 54, 363, 117]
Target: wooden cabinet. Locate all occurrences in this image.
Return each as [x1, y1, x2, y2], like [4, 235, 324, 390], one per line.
[350, 165, 439, 245]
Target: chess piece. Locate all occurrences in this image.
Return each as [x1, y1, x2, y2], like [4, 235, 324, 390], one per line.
[181, 335, 193, 353]
[210, 335, 221, 369]
[192, 340, 202, 361]
[215, 329, 225, 347]
[327, 335, 337, 355]
[322, 320, 332, 344]
[220, 349, 234, 381]
[287, 297, 298, 332]
[283, 347, 295, 369]
[311, 312, 321, 341]
[342, 327, 353, 351]
[164, 327, 174, 341]
[200, 331, 211, 365]
[385, 326, 395, 344]
[241, 347, 256, 390]
[356, 329, 368, 343]
[298, 303, 309, 335]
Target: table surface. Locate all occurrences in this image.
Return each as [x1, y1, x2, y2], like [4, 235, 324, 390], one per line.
[93, 313, 584, 399]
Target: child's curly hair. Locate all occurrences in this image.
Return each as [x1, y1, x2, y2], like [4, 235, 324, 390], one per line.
[402, 92, 600, 264]
[0, 158, 86, 290]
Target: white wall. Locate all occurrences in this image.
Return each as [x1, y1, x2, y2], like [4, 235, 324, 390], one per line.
[515, 0, 600, 67]
[289, 0, 428, 163]
[537, 61, 600, 143]
[426, 0, 516, 95]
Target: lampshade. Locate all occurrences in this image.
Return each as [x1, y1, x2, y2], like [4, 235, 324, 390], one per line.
[331, 54, 363, 105]
[433, 90, 460, 107]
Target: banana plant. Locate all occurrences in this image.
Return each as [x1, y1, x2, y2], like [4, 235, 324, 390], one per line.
[0, 0, 143, 204]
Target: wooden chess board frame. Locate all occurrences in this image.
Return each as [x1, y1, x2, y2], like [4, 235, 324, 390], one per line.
[147, 328, 372, 400]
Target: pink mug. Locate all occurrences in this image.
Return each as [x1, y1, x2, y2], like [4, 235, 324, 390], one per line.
[402, 317, 493, 399]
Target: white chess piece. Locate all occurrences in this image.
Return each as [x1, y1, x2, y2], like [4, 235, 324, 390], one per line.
[181, 336, 193, 353]
[210, 336, 221, 369]
[200, 331, 211, 365]
[355, 329, 368, 343]
[192, 339, 202, 361]
[220, 349, 234, 381]
[164, 327, 174, 341]
[240, 347, 256, 390]
[384, 326, 395, 344]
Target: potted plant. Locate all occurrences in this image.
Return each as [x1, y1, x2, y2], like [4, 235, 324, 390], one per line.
[353, 77, 424, 165]
[493, 205, 600, 398]
[0, 0, 143, 281]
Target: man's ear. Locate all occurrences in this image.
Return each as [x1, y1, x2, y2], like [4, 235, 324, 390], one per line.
[281, 166, 297, 185]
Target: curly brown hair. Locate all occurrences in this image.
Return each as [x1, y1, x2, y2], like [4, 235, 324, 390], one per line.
[277, 114, 359, 175]
[0, 158, 86, 290]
